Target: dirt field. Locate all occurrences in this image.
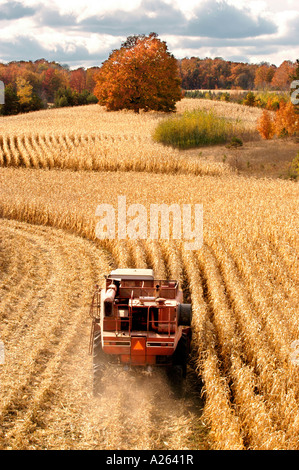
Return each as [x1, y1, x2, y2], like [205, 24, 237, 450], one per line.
[0, 99, 298, 450]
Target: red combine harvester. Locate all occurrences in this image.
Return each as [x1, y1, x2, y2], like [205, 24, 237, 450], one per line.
[89, 269, 192, 395]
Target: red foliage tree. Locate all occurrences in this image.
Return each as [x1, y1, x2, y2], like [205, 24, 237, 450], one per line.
[69, 68, 86, 94]
[94, 33, 182, 113]
[86, 67, 100, 93]
[273, 101, 299, 137]
[42, 67, 67, 102]
[271, 60, 296, 90]
[254, 64, 276, 89]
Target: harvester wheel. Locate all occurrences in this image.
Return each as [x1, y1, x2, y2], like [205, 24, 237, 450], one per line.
[176, 333, 188, 378]
[168, 333, 188, 397]
[93, 330, 105, 396]
[177, 304, 192, 327]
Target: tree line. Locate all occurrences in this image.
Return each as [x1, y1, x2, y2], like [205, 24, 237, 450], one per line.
[0, 59, 99, 115]
[179, 57, 297, 91]
[0, 50, 298, 116]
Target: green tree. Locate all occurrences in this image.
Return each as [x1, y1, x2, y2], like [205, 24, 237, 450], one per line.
[0, 85, 20, 115]
[243, 91, 256, 107]
[54, 87, 98, 108]
[16, 77, 33, 112]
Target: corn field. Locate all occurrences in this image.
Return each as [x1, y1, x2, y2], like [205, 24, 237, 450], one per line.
[0, 132, 232, 176]
[0, 100, 298, 450]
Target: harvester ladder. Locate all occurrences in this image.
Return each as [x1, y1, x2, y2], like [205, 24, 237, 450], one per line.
[88, 287, 101, 355]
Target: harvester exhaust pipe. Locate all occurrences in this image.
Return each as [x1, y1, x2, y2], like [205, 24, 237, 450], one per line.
[155, 284, 161, 299]
[104, 282, 117, 303]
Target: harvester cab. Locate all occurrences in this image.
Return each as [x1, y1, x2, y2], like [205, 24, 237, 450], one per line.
[89, 269, 192, 395]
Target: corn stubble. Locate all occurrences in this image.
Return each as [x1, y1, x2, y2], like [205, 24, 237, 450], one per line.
[0, 100, 298, 450]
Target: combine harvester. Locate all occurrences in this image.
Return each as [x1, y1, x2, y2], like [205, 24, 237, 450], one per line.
[89, 269, 192, 395]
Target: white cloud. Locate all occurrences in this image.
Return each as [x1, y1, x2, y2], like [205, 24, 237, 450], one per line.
[0, 0, 298, 67]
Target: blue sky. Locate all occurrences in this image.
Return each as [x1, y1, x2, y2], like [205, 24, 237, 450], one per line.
[0, 0, 298, 68]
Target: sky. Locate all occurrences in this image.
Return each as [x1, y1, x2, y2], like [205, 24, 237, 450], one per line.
[0, 0, 298, 69]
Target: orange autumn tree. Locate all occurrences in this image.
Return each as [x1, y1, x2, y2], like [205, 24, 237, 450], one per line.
[257, 109, 275, 139]
[273, 101, 299, 137]
[257, 102, 299, 139]
[94, 33, 182, 113]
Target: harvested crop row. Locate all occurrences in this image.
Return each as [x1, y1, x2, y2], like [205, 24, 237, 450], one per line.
[0, 98, 264, 177]
[0, 220, 110, 448]
[0, 132, 231, 177]
[0, 219, 206, 450]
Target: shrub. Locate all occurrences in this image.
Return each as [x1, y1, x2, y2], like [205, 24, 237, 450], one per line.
[220, 92, 230, 102]
[273, 101, 298, 137]
[226, 136, 243, 148]
[288, 152, 299, 180]
[86, 94, 98, 104]
[153, 109, 241, 149]
[54, 87, 98, 108]
[253, 91, 289, 110]
[243, 92, 256, 107]
[257, 102, 298, 139]
[257, 110, 275, 139]
[57, 95, 68, 108]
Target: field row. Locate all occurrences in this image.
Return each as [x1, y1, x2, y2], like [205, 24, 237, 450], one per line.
[1, 217, 298, 449]
[0, 98, 263, 178]
[0, 167, 298, 449]
[0, 132, 231, 176]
